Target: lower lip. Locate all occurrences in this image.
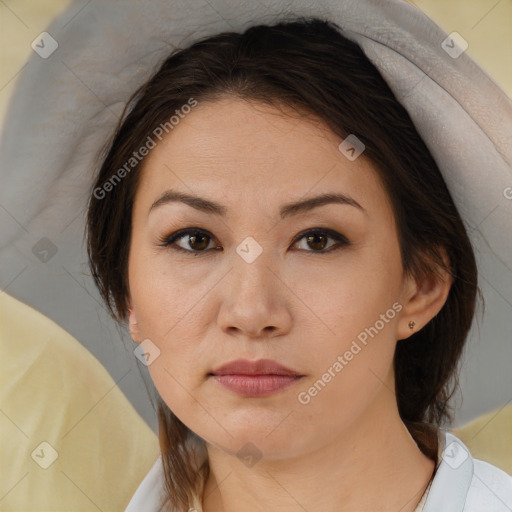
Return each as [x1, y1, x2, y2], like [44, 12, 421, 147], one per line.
[210, 374, 303, 397]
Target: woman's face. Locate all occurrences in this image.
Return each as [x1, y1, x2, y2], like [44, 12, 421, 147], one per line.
[128, 97, 419, 459]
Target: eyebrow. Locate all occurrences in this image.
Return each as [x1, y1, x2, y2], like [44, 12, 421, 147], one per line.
[149, 189, 367, 218]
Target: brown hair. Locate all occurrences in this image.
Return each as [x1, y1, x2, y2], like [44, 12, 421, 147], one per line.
[86, 16, 480, 511]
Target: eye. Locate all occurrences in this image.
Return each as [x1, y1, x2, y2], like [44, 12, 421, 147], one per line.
[158, 227, 350, 255]
[158, 228, 219, 255]
[291, 228, 350, 253]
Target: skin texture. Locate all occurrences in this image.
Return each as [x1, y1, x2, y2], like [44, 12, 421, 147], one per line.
[127, 97, 452, 511]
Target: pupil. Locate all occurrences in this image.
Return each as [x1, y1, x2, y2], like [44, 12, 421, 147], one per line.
[190, 234, 208, 251]
[307, 234, 326, 250]
[189, 235, 208, 250]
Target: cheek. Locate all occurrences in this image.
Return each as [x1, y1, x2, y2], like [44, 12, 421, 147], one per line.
[129, 246, 211, 337]
[128, 249, 220, 407]
[293, 281, 401, 437]
[289, 245, 402, 347]
[290, 245, 402, 405]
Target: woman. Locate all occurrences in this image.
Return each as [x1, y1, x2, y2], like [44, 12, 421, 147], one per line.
[86, 14, 512, 512]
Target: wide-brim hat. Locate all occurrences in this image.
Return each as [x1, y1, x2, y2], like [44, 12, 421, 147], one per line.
[1, 0, 510, 427]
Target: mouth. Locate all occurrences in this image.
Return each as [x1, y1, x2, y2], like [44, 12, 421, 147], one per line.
[208, 374, 304, 397]
[208, 358, 305, 397]
[209, 358, 303, 377]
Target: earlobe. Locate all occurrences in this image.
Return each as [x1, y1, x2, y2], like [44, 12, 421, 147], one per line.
[397, 250, 453, 341]
[128, 307, 141, 343]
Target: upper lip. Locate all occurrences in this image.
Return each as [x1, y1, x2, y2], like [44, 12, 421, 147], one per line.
[210, 358, 303, 377]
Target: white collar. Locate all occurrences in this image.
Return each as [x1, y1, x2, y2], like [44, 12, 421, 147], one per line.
[422, 430, 473, 511]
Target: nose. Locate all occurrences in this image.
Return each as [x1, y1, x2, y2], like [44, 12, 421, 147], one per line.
[216, 249, 293, 339]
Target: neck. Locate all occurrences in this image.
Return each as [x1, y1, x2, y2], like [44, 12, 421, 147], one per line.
[201, 378, 436, 512]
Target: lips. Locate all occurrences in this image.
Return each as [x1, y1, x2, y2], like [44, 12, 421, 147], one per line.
[208, 358, 304, 398]
[209, 358, 303, 377]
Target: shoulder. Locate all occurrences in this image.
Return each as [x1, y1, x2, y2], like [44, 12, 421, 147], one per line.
[424, 431, 512, 512]
[465, 458, 512, 511]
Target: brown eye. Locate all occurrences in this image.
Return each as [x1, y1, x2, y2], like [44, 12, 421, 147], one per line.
[185, 233, 210, 251]
[305, 233, 328, 251]
[292, 228, 349, 253]
[159, 228, 217, 254]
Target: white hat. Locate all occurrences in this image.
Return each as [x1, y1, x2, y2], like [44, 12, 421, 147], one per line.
[0, 0, 510, 426]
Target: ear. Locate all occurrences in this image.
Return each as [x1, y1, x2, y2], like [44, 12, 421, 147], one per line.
[397, 247, 453, 341]
[128, 306, 142, 343]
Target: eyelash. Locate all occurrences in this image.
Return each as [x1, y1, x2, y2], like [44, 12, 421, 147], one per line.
[157, 227, 350, 256]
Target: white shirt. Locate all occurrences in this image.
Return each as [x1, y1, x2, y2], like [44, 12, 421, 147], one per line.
[125, 431, 512, 511]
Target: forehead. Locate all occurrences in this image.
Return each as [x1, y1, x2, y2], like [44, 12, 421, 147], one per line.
[135, 97, 392, 219]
